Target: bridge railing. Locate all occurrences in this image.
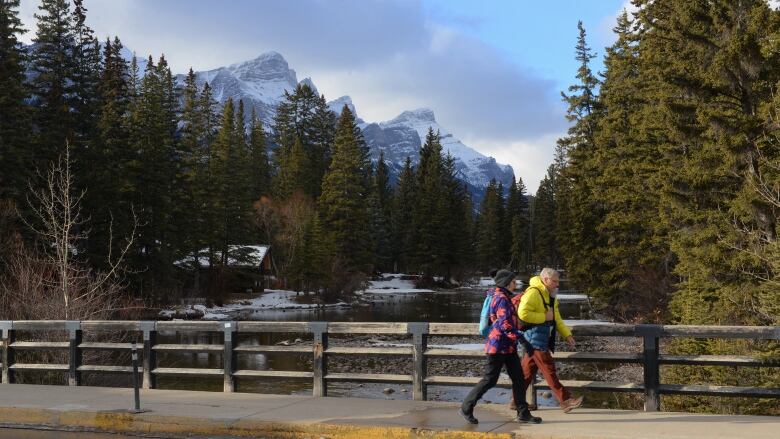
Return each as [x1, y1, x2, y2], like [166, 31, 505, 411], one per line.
[1, 321, 778, 411]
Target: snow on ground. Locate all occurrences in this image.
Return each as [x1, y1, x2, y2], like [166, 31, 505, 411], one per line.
[161, 289, 349, 321]
[359, 273, 435, 295]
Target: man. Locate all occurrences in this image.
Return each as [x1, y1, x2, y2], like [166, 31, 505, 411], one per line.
[460, 269, 542, 425]
[510, 267, 584, 412]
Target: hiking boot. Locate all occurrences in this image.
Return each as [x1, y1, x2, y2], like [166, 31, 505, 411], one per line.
[459, 407, 478, 424]
[516, 409, 542, 424]
[561, 396, 584, 413]
[509, 399, 537, 411]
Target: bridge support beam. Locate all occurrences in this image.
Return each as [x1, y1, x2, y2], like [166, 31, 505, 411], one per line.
[311, 322, 328, 397]
[637, 324, 662, 411]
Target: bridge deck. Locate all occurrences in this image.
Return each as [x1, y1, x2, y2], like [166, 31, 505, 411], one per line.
[0, 384, 776, 438]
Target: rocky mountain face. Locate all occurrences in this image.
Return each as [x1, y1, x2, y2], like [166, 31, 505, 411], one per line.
[175, 51, 516, 194]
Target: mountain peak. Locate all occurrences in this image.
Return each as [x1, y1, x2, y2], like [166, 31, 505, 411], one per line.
[227, 51, 297, 86]
[327, 95, 355, 116]
[392, 108, 436, 124]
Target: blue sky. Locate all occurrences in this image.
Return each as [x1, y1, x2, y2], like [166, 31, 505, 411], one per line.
[19, 0, 631, 193]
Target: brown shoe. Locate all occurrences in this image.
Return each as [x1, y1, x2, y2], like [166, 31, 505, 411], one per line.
[561, 396, 584, 413]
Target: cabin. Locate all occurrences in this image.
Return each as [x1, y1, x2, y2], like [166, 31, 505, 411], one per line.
[175, 245, 274, 297]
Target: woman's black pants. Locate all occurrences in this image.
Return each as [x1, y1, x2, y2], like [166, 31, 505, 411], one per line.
[461, 353, 528, 414]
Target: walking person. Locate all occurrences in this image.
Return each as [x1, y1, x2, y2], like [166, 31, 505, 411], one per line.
[460, 269, 542, 425]
[509, 267, 584, 413]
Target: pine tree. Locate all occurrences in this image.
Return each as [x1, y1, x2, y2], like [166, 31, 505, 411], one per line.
[0, 0, 31, 204]
[411, 128, 447, 275]
[248, 107, 271, 201]
[507, 178, 531, 273]
[369, 151, 394, 272]
[319, 105, 372, 273]
[30, 0, 76, 171]
[476, 180, 504, 271]
[531, 167, 559, 268]
[555, 21, 605, 291]
[392, 157, 416, 273]
[272, 84, 335, 198]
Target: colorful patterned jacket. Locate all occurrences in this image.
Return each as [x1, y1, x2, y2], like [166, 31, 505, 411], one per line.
[484, 287, 523, 354]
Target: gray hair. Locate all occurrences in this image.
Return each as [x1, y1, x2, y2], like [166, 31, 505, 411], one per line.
[540, 267, 559, 279]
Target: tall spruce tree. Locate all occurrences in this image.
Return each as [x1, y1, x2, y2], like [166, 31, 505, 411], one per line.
[556, 21, 605, 293]
[392, 157, 416, 273]
[0, 0, 31, 204]
[369, 151, 394, 272]
[30, 0, 76, 172]
[319, 105, 372, 273]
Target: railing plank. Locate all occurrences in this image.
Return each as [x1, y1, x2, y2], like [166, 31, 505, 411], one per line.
[236, 322, 311, 333]
[152, 344, 223, 353]
[155, 321, 222, 332]
[428, 323, 478, 335]
[79, 342, 134, 351]
[326, 372, 412, 384]
[660, 325, 780, 340]
[151, 367, 223, 376]
[11, 321, 69, 331]
[425, 376, 643, 392]
[660, 355, 778, 367]
[326, 347, 411, 356]
[10, 363, 69, 371]
[80, 321, 143, 331]
[78, 365, 140, 373]
[660, 384, 780, 398]
[233, 370, 313, 379]
[10, 342, 70, 349]
[234, 345, 311, 353]
[327, 322, 408, 334]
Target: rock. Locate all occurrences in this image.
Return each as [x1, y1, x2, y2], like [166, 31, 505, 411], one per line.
[276, 340, 290, 346]
[498, 391, 506, 396]
[382, 388, 395, 395]
[401, 389, 408, 393]
[542, 391, 553, 399]
[294, 338, 303, 344]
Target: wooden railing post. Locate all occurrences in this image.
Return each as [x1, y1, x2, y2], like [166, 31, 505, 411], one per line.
[408, 322, 428, 401]
[140, 321, 156, 389]
[310, 322, 328, 397]
[223, 321, 237, 392]
[637, 324, 662, 411]
[1, 321, 12, 384]
[66, 321, 82, 386]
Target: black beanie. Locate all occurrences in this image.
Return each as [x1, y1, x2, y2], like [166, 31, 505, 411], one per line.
[493, 269, 516, 288]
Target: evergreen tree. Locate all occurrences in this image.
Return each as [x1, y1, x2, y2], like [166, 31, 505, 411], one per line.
[411, 128, 447, 275]
[272, 84, 335, 198]
[319, 106, 372, 273]
[0, 0, 31, 204]
[507, 178, 531, 273]
[30, 0, 76, 171]
[369, 151, 394, 272]
[248, 107, 271, 201]
[531, 167, 559, 268]
[476, 180, 504, 271]
[392, 157, 416, 273]
[555, 21, 605, 293]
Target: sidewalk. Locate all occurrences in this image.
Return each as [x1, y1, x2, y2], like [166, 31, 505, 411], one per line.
[0, 384, 776, 438]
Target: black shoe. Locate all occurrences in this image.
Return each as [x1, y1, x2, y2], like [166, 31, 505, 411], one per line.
[516, 409, 542, 424]
[459, 407, 478, 424]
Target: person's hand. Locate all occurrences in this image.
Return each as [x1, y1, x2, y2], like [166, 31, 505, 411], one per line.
[566, 336, 575, 348]
[545, 309, 554, 321]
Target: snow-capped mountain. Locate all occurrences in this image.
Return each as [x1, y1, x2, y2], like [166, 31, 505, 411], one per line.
[174, 51, 304, 126]
[176, 51, 515, 193]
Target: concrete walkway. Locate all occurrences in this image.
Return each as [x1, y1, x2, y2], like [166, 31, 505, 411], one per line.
[0, 384, 777, 438]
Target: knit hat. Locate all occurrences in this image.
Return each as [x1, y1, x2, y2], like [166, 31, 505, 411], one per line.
[493, 269, 516, 288]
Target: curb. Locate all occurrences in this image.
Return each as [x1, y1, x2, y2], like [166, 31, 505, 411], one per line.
[0, 407, 517, 439]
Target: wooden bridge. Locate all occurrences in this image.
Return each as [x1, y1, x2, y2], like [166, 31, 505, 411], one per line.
[1, 320, 778, 413]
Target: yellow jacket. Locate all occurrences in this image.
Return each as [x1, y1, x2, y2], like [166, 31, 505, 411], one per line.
[518, 275, 571, 338]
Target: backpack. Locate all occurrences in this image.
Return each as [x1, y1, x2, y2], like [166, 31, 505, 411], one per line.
[513, 286, 558, 351]
[478, 289, 493, 337]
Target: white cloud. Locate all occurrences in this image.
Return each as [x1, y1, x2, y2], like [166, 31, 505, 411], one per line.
[466, 134, 561, 194]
